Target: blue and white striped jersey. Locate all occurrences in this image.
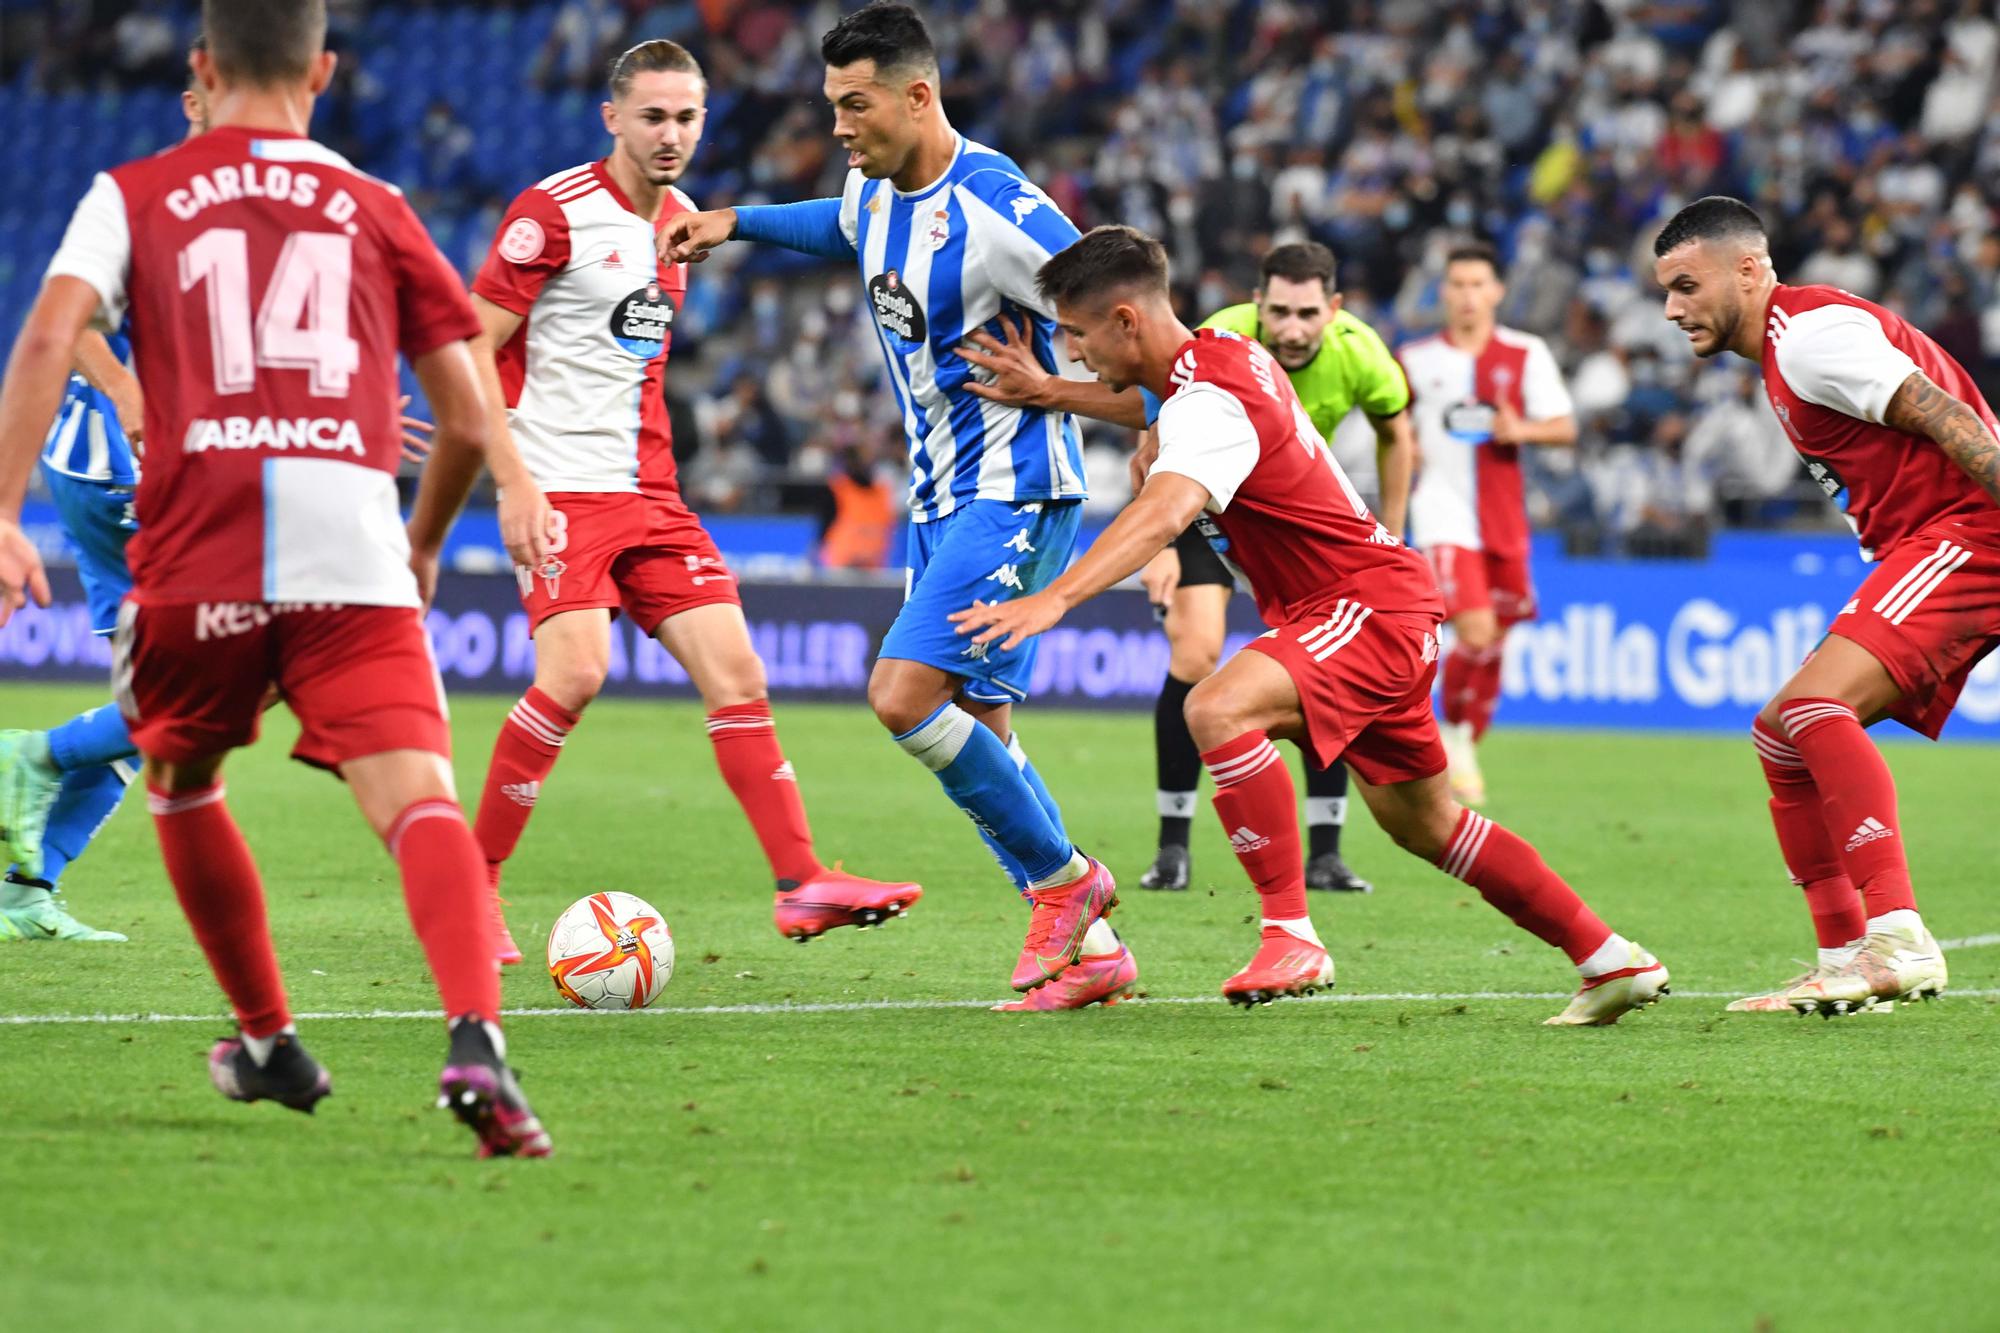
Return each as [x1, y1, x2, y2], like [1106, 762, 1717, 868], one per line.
[42, 326, 139, 487]
[836, 137, 1087, 522]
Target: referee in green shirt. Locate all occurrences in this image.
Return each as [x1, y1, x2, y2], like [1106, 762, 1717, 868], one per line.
[961, 241, 1416, 894]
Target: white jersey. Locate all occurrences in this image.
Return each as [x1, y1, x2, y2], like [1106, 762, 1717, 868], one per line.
[472, 161, 694, 496]
[1400, 326, 1571, 558]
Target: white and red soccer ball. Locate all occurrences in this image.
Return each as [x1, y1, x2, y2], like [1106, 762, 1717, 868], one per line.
[546, 892, 675, 1010]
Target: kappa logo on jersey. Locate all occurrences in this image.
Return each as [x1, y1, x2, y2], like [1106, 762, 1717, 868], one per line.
[608, 282, 676, 358]
[1845, 817, 1895, 851]
[499, 216, 546, 264]
[501, 780, 541, 808]
[868, 269, 927, 343]
[1229, 826, 1270, 853]
[1010, 194, 1042, 224]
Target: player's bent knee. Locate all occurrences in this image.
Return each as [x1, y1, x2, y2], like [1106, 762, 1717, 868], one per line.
[537, 660, 607, 713]
[867, 666, 936, 735]
[1182, 679, 1250, 750]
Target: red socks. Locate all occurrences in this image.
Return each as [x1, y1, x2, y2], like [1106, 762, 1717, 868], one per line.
[149, 783, 290, 1039]
[1202, 732, 1307, 920]
[1776, 698, 1917, 918]
[1441, 642, 1504, 740]
[1435, 809, 1612, 964]
[705, 700, 823, 886]
[387, 800, 500, 1025]
[473, 687, 578, 876]
[1752, 716, 1866, 947]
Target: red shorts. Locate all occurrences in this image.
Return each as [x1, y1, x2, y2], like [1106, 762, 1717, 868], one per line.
[1245, 604, 1449, 786]
[518, 491, 739, 634]
[1827, 512, 2000, 739]
[1427, 544, 1536, 624]
[113, 601, 450, 770]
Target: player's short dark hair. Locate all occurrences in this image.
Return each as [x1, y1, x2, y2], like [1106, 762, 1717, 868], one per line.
[821, 2, 939, 82]
[1260, 242, 1337, 294]
[202, 0, 323, 87]
[1036, 225, 1170, 311]
[608, 39, 704, 100]
[1653, 195, 1768, 258]
[1444, 241, 1502, 277]
[187, 33, 206, 88]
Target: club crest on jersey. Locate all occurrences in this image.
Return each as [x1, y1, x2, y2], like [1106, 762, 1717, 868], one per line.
[923, 208, 951, 251]
[608, 282, 676, 358]
[868, 269, 927, 344]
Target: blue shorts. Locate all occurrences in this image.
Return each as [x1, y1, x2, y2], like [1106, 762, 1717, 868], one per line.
[43, 463, 136, 636]
[881, 498, 1083, 704]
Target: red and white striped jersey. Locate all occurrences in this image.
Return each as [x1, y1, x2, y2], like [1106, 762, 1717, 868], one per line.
[1149, 329, 1441, 628]
[1399, 326, 1570, 557]
[472, 161, 692, 499]
[44, 126, 478, 607]
[1760, 283, 1998, 560]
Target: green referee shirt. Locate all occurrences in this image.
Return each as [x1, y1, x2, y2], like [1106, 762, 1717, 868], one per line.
[1197, 303, 1411, 441]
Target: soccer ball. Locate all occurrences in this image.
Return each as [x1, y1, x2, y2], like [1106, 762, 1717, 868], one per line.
[546, 891, 675, 1010]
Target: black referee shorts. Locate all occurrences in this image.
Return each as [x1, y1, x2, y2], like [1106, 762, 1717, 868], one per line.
[1171, 523, 1233, 589]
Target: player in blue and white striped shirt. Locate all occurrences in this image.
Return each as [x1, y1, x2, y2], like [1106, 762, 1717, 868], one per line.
[663, 3, 1141, 1007]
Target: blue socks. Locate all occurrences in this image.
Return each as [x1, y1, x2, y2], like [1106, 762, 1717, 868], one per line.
[896, 703, 1074, 886]
[48, 703, 137, 772]
[18, 760, 133, 886]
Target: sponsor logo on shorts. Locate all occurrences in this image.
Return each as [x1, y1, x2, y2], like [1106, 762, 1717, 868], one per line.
[987, 563, 1024, 591]
[1229, 826, 1269, 853]
[183, 416, 364, 456]
[501, 780, 541, 808]
[1004, 528, 1035, 555]
[194, 602, 333, 641]
[1845, 817, 1894, 851]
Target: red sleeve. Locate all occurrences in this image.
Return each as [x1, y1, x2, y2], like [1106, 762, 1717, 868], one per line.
[384, 194, 481, 361]
[471, 187, 571, 316]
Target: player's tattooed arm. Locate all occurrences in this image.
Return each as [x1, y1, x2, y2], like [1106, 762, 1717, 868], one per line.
[1885, 370, 2000, 507]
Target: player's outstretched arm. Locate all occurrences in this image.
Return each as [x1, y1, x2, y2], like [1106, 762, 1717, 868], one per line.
[1885, 370, 2000, 507]
[404, 340, 495, 609]
[950, 473, 1211, 651]
[1370, 408, 1415, 535]
[0, 276, 98, 619]
[660, 199, 854, 266]
[73, 328, 143, 449]
[960, 314, 1148, 429]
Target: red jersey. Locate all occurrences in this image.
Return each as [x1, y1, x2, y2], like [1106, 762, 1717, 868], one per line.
[1150, 328, 1442, 627]
[1399, 326, 1571, 558]
[1762, 283, 1998, 560]
[43, 126, 478, 607]
[471, 162, 692, 500]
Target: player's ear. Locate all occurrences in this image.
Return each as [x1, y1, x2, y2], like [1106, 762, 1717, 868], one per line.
[307, 50, 337, 96]
[1326, 291, 1344, 316]
[906, 76, 934, 118]
[600, 100, 618, 135]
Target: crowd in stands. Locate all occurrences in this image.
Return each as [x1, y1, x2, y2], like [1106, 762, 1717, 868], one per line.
[6, 0, 2000, 562]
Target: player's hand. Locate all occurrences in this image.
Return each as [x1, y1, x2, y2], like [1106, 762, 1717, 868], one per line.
[1139, 546, 1181, 607]
[409, 547, 440, 612]
[949, 592, 1066, 651]
[0, 521, 50, 626]
[960, 315, 1052, 407]
[110, 384, 145, 450]
[1489, 401, 1525, 446]
[1129, 425, 1161, 494]
[396, 394, 435, 464]
[498, 477, 554, 570]
[659, 208, 737, 266]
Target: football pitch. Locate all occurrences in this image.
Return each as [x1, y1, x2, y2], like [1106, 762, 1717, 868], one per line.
[1, 681, 1996, 1331]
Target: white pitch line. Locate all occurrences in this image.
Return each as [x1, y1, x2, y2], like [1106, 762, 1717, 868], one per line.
[1940, 932, 2000, 950]
[3, 988, 1998, 1027]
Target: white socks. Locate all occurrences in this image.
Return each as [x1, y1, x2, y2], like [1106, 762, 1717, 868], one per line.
[1576, 933, 1634, 978]
[1264, 917, 1324, 948]
[240, 1023, 297, 1067]
[1028, 849, 1090, 892]
[1082, 917, 1120, 956]
[1868, 908, 1924, 939]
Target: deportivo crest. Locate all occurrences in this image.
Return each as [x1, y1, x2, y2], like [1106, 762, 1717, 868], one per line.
[924, 207, 951, 251]
[608, 281, 676, 358]
[868, 269, 927, 343]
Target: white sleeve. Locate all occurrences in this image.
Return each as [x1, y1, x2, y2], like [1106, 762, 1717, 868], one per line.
[955, 178, 1079, 321]
[1773, 303, 1922, 424]
[45, 173, 131, 331]
[1521, 335, 1573, 420]
[837, 170, 863, 249]
[1149, 384, 1262, 510]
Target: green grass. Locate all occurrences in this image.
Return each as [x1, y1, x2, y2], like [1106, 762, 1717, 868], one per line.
[2, 681, 1997, 1332]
